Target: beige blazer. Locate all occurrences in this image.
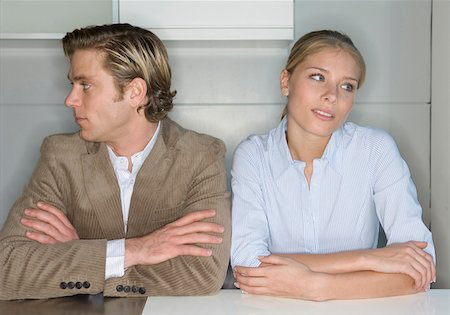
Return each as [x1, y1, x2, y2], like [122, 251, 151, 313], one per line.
[0, 118, 231, 300]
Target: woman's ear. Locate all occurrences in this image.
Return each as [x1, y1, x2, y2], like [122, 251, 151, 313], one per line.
[127, 77, 148, 108]
[280, 69, 290, 96]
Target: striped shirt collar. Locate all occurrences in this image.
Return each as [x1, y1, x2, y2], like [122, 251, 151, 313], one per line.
[270, 115, 350, 179]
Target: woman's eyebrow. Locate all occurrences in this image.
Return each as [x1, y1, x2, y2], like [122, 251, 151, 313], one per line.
[306, 67, 359, 82]
[305, 66, 328, 72]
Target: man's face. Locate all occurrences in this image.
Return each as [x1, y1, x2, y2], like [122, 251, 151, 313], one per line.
[65, 49, 134, 145]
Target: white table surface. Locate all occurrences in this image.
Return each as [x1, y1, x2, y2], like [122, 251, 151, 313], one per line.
[142, 289, 450, 315]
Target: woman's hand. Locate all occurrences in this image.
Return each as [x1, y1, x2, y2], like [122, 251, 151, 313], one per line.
[234, 255, 326, 301]
[363, 241, 435, 290]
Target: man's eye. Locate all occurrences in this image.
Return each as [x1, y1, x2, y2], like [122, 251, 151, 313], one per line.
[341, 83, 354, 92]
[81, 83, 91, 91]
[310, 74, 324, 81]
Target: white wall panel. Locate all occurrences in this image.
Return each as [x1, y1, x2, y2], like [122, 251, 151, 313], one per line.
[166, 42, 288, 105]
[0, 40, 69, 105]
[0, 1, 112, 39]
[119, 0, 293, 40]
[0, 103, 77, 226]
[294, 0, 431, 104]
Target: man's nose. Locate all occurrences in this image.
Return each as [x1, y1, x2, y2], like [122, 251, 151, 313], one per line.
[65, 87, 80, 108]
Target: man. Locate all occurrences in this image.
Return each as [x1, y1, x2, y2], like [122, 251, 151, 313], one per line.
[0, 24, 230, 300]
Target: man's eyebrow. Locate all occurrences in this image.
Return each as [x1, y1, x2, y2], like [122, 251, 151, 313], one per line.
[67, 74, 88, 81]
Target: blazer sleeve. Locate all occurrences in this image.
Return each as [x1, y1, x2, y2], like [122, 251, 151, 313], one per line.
[103, 138, 231, 297]
[0, 137, 107, 300]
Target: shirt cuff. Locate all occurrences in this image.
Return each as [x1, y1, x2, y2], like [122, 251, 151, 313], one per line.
[105, 239, 125, 280]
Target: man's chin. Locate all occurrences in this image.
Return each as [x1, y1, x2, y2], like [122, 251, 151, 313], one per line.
[79, 130, 95, 142]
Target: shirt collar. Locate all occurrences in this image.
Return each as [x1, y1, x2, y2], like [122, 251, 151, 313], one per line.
[107, 121, 161, 171]
[270, 116, 345, 179]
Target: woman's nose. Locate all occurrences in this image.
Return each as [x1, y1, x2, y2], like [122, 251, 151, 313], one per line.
[322, 84, 338, 104]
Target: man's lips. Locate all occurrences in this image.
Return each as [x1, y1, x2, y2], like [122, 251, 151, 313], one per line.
[75, 116, 87, 124]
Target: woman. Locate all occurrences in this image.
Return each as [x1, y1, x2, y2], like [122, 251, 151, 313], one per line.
[231, 30, 436, 300]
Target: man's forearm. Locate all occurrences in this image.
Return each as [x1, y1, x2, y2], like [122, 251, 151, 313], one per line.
[105, 253, 229, 296]
[0, 237, 107, 300]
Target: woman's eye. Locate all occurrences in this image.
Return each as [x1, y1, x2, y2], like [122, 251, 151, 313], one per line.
[310, 74, 324, 81]
[341, 83, 354, 92]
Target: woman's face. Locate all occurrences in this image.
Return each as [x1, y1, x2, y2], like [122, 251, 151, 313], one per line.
[281, 47, 361, 141]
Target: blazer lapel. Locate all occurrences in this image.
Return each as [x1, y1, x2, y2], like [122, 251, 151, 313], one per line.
[126, 119, 175, 238]
[81, 143, 125, 239]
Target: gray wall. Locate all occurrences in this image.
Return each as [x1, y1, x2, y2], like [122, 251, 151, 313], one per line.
[1, 0, 448, 286]
[431, 0, 450, 289]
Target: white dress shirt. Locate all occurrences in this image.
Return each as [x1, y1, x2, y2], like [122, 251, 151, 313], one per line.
[105, 122, 160, 279]
[231, 117, 435, 267]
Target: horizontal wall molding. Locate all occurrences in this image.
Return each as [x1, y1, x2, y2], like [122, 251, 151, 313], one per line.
[119, 0, 293, 40]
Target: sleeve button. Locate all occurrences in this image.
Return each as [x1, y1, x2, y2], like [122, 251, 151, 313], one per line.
[83, 281, 91, 289]
[131, 286, 138, 293]
[75, 282, 83, 289]
[60, 282, 67, 289]
[138, 287, 146, 295]
[116, 285, 124, 292]
[123, 285, 131, 293]
[67, 282, 75, 289]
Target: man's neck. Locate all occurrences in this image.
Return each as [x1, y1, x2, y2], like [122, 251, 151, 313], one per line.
[106, 120, 159, 159]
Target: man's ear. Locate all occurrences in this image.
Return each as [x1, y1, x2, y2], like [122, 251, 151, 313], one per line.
[127, 77, 148, 108]
[280, 69, 290, 96]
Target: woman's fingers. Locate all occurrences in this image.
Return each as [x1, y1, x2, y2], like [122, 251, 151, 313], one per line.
[382, 242, 435, 289]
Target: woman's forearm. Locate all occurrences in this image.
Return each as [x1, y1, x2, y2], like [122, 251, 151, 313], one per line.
[276, 242, 435, 291]
[234, 255, 425, 301]
[276, 251, 370, 273]
[315, 271, 422, 301]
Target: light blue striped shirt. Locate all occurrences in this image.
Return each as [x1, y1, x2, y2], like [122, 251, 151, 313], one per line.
[231, 117, 435, 267]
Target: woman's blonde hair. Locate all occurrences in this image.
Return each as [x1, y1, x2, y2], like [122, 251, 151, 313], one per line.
[63, 24, 176, 122]
[282, 30, 366, 117]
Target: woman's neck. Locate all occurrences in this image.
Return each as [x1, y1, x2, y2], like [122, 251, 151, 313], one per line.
[286, 132, 330, 165]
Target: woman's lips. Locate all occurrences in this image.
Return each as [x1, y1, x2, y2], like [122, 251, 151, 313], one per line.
[312, 109, 334, 121]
